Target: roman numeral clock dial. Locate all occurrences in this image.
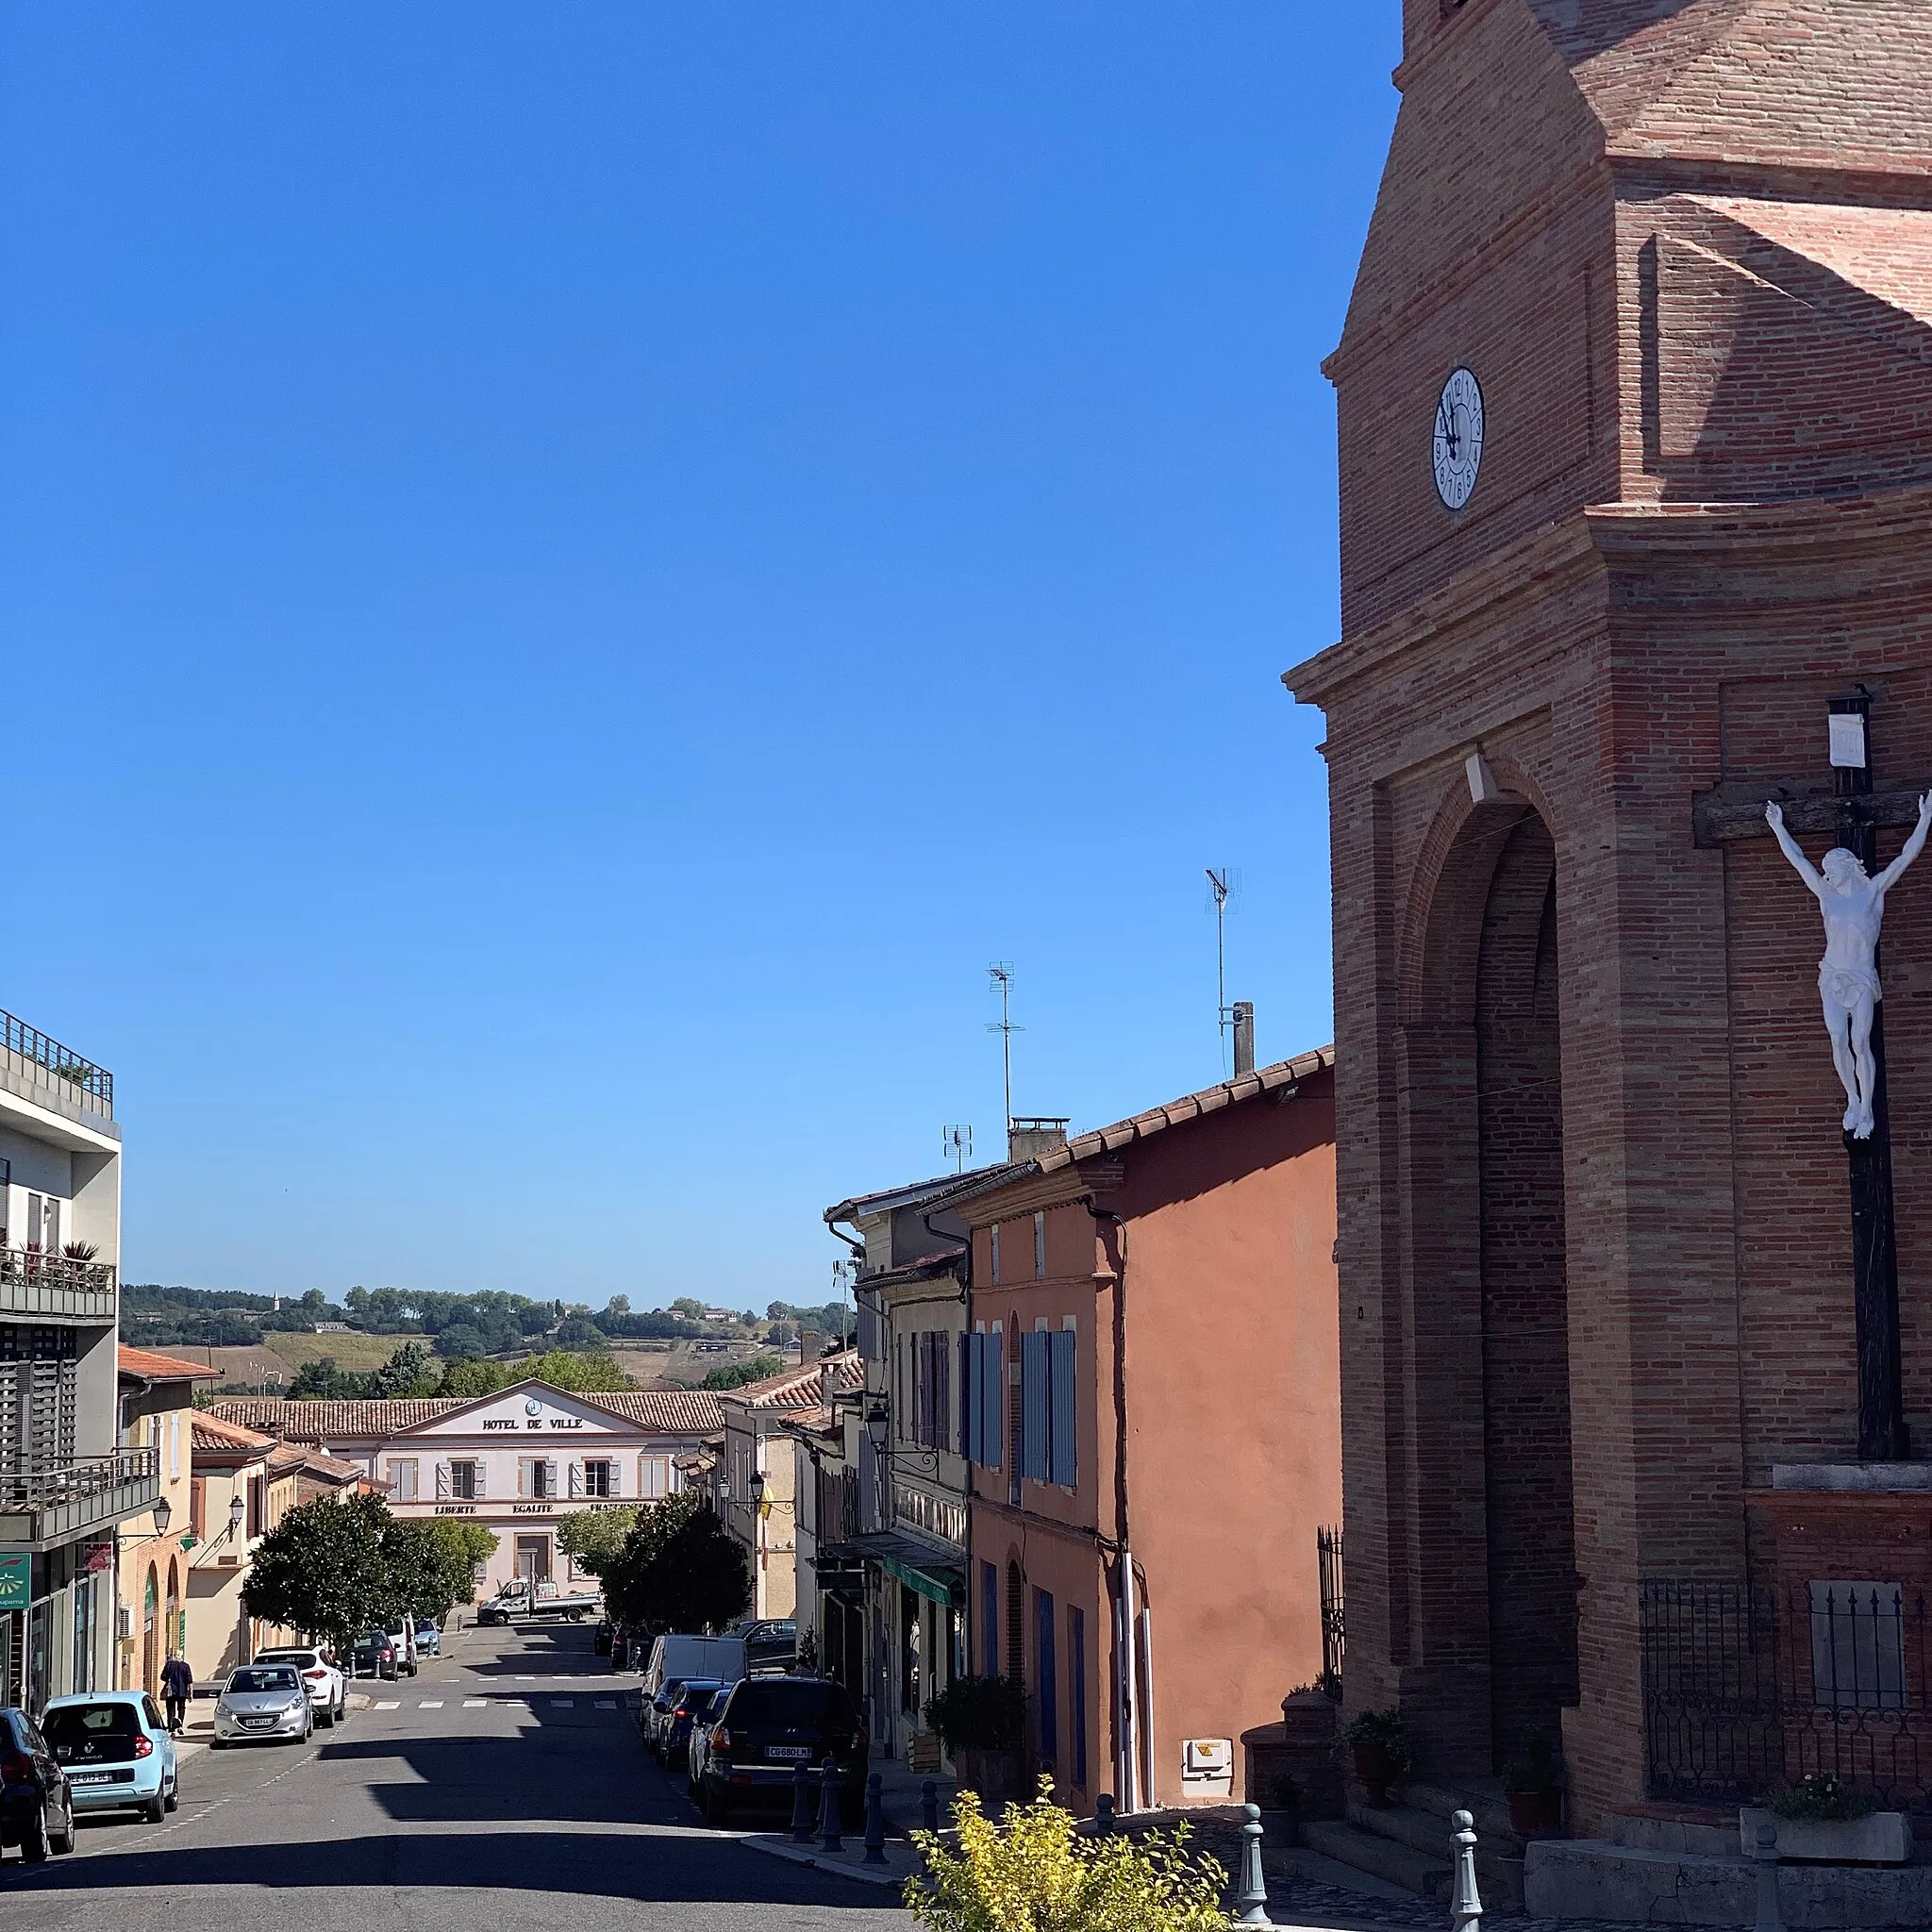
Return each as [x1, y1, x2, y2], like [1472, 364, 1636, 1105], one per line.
[1432, 366, 1484, 511]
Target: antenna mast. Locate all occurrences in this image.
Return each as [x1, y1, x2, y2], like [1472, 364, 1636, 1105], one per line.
[986, 962, 1023, 1138]
[942, 1124, 974, 1174]
[1206, 868, 1240, 1074]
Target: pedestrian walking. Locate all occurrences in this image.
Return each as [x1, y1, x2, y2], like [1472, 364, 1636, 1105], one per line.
[160, 1651, 193, 1735]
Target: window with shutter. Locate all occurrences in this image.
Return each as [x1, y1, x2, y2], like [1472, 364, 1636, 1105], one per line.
[982, 1330, 1003, 1471]
[1049, 1329, 1077, 1487]
[1021, 1332, 1048, 1481]
[1035, 1588, 1058, 1765]
[937, 1333, 951, 1452]
[959, 1332, 974, 1458]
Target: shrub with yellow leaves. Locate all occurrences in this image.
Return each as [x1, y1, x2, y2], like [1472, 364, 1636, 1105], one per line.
[906, 1781, 1229, 1932]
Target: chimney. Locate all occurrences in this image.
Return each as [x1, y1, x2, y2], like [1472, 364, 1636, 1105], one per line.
[1232, 1001, 1255, 1077]
[799, 1325, 824, 1366]
[1006, 1116, 1070, 1162]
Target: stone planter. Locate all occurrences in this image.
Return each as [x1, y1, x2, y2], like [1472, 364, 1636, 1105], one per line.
[1349, 1739, 1397, 1807]
[953, 1745, 1025, 1807]
[1257, 1807, 1297, 1847]
[1739, 1807, 1912, 1864]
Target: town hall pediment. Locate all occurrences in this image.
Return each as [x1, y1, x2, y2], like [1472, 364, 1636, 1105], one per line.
[400, 1381, 631, 1440]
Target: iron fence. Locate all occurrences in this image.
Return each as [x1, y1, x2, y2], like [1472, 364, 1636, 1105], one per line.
[0, 1009, 112, 1115]
[1318, 1524, 1344, 1687]
[1641, 1578, 1932, 1807]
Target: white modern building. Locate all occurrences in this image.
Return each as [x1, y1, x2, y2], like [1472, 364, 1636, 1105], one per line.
[0, 1008, 158, 1707]
[208, 1382, 723, 1594]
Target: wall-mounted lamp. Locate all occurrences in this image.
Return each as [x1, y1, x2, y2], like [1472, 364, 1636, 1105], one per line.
[151, 1496, 173, 1539]
[228, 1494, 246, 1535]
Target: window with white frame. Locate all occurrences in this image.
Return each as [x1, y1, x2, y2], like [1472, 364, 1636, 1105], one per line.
[446, 1459, 477, 1500]
[168, 1413, 180, 1482]
[389, 1458, 419, 1502]
[519, 1457, 558, 1501]
[580, 1459, 614, 1498]
[639, 1455, 669, 1499]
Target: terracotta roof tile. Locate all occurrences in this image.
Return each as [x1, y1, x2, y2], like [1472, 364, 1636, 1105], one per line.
[205, 1383, 724, 1444]
[119, 1345, 220, 1382]
[192, 1412, 276, 1457]
[719, 1349, 863, 1413]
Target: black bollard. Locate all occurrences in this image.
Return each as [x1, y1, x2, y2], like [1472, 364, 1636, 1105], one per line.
[863, 1771, 888, 1864]
[790, 1761, 814, 1843]
[1095, 1793, 1116, 1836]
[817, 1755, 843, 1853]
[1235, 1802, 1272, 1925]
[921, 1778, 940, 1833]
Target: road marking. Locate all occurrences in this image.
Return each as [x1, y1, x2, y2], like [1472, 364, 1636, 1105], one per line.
[595, 1700, 617, 1709]
[375, 1700, 400, 1709]
[551, 1698, 573, 1707]
[463, 1699, 487, 1707]
[420, 1700, 443, 1707]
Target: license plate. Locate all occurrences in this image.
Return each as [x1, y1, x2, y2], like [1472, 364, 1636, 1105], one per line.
[69, 1772, 117, 1785]
[765, 1745, 811, 1760]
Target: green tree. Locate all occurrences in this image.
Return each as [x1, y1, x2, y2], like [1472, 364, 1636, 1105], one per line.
[288, 1357, 373, 1400]
[510, 1350, 634, 1393]
[669, 1297, 706, 1320]
[242, 1492, 393, 1650]
[605, 1294, 630, 1317]
[373, 1340, 440, 1397]
[556, 1506, 639, 1581]
[380, 1517, 500, 1618]
[428, 1520, 499, 1604]
[700, 1354, 785, 1391]
[436, 1357, 511, 1399]
[603, 1491, 750, 1635]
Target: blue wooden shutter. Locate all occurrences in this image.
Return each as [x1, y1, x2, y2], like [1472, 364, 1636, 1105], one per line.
[1049, 1329, 1077, 1486]
[982, 1333, 1003, 1470]
[1022, 1332, 1048, 1480]
[960, 1333, 976, 1460]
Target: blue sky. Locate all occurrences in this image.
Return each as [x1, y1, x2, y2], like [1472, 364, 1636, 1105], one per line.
[0, 5, 1399, 1307]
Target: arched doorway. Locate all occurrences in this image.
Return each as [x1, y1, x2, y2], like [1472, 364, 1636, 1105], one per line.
[1406, 791, 1577, 1772]
[165, 1558, 180, 1668]
[142, 1564, 159, 1698]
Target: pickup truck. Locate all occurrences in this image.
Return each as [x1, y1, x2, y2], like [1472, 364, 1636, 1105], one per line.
[476, 1580, 600, 1625]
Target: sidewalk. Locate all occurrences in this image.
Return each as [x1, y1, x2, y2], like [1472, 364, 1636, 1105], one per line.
[739, 1755, 954, 1891]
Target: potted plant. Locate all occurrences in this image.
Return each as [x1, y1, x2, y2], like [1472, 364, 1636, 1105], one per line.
[1258, 1773, 1302, 1846]
[1741, 1774, 1910, 1865]
[1340, 1707, 1412, 1807]
[1500, 1734, 1564, 1838]
[926, 1674, 1029, 1807]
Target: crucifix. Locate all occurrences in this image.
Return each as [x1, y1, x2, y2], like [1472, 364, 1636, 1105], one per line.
[1758, 692, 1929, 1461]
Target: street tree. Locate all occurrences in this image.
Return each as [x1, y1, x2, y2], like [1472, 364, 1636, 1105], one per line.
[556, 1506, 638, 1581]
[603, 1491, 750, 1635]
[242, 1492, 392, 1650]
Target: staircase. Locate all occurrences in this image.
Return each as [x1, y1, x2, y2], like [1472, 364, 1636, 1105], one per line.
[1297, 1778, 1526, 1910]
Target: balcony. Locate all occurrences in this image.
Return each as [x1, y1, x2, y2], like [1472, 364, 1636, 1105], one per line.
[0, 1009, 115, 1131]
[0, 1248, 117, 1324]
[0, 1449, 158, 1552]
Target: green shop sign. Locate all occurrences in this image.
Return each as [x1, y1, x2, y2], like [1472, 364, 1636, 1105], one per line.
[0, 1550, 28, 1613]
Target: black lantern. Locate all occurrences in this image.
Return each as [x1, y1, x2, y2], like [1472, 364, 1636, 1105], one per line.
[151, 1496, 173, 1538]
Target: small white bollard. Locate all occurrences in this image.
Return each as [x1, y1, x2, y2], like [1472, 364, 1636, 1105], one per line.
[1753, 1822, 1785, 1932]
[1449, 1809, 1482, 1932]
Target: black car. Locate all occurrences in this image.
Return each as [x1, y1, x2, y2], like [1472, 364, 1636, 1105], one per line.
[735, 1619, 798, 1674]
[351, 1630, 398, 1681]
[0, 1708, 75, 1862]
[645, 1677, 723, 1765]
[690, 1675, 865, 1829]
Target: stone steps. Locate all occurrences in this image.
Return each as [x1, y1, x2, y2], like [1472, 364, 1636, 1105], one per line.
[1299, 1817, 1451, 1903]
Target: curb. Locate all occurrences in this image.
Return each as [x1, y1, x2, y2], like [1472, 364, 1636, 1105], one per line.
[741, 1832, 915, 1890]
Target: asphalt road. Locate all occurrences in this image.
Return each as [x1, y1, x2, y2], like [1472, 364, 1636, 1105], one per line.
[1, 1619, 912, 1932]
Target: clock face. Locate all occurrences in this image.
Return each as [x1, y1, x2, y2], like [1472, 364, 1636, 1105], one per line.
[1432, 366, 1484, 510]
[525, 1397, 542, 1417]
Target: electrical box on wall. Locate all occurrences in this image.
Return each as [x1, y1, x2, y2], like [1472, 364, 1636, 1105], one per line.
[1180, 1737, 1234, 1797]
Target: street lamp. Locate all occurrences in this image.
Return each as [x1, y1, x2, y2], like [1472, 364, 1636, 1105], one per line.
[228, 1494, 246, 1537]
[863, 1399, 890, 1457]
[151, 1496, 172, 1539]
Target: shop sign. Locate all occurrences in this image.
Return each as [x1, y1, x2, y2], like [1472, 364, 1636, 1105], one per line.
[0, 1550, 28, 1612]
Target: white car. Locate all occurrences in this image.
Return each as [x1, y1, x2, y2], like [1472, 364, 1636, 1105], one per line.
[254, 1646, 348, 1726]
[211, 1663, 314, 1748]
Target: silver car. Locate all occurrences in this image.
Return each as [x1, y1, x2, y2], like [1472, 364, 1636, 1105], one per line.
[211, 1664, 313, 1748]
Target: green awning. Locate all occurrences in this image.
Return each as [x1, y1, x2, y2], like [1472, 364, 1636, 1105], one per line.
[883, 1556, 958, 1608]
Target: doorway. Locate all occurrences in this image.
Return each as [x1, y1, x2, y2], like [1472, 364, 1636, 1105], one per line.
[514, 1535, 552, 1585]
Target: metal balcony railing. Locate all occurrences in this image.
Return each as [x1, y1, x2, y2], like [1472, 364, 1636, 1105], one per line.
[0, 1449, 158, 1550]
[0, 1247, 116, 1323]
[0, 1009, 114, 1122]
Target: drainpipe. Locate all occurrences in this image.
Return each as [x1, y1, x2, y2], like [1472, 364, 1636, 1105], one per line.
[1090, 1203, 1139, 1811]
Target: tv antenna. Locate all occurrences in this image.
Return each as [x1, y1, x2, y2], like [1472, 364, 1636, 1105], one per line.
[942, 1124, 974, 1173]
[986, 963, 1023, 1134]
[1206, 868, 1242, 1073]
[830, 1257, 856, 1344]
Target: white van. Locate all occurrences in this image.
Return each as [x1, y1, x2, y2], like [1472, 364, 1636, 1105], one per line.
[641, 1634, 747, 1700]
[383, 1617, 421, 1677]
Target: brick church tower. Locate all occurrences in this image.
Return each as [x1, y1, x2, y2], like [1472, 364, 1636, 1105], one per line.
[1287, 0, 1932, 1838]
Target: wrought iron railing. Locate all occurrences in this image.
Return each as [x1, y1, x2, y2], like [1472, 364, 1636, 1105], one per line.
[1318, 1524, 1345, 1687]
[0, 1009, 113, 1117]
[0, 1246, 116, 1320]
[1641, 1579, 1932, 1807]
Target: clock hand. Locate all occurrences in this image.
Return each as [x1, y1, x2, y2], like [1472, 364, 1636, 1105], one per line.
[1439, 403, 1459, 460]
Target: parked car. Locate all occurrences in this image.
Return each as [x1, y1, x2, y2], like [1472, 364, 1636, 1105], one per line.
[477, 1580, 597, 1625]
[729, 1618, 798, 1673]
[352, 1630, 398, 1680]
[212, 1663, 313, 1748]
[382, 1618, 420, 1675]
[689, 1675, 865, 1829]
[0, 1707, 74, 1860]
[255, 1647, 348, 1727]
[40, 1690, 177, 1823]
[662, 1683, 724, 1770]
[643, 1676, 723, 1762]
[413, 1619, 442, 1659]
[641, 1633, 747, 1700]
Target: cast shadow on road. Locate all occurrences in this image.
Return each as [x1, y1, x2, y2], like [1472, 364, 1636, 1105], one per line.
[0, 1827, 898, 1908]
[312, 1727, 661, 1825]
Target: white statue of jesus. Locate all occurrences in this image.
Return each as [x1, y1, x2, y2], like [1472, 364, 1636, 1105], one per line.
[1767, 793, 1932, 1137]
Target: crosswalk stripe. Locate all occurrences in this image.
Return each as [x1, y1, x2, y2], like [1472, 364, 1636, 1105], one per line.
[420, 1701, 443, 1708]
[463, 1699, 487, 1707]
[595, 1700, 616, 1709]
[375, 1701, 400, 1710]
[551, 1698, 573, 1707]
